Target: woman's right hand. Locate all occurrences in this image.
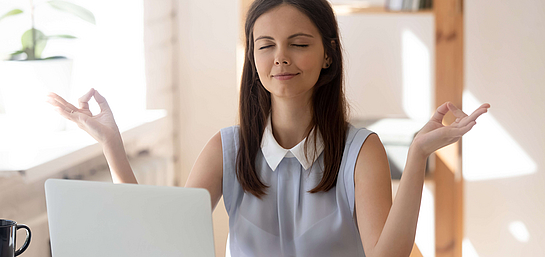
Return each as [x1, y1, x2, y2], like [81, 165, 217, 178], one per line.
[46, 88, 121, 145]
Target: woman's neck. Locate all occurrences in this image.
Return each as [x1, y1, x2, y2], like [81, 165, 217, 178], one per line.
[270, 94, 313, 149]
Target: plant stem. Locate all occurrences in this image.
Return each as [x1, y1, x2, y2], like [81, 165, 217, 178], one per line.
[30, 0, 36, 60]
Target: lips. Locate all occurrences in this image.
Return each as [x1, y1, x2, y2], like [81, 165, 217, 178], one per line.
[273, 72, 298, 77]
[272, 72, 300, 80]
[273, 73, 299, 81]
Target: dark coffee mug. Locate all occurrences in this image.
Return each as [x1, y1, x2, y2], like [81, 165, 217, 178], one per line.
[0, 219, 31, 257]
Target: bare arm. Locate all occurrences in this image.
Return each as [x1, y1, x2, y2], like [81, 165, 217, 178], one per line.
[354, 102, 489, 257]
[102, 135, 138, 184]
[354, 133, 425, 257]
[184, 131, 224, 212]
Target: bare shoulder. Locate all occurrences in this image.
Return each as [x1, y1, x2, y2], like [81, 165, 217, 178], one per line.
[206, 130, 223, 154]
[359, 133, 383, 157]
[185, 130, 224, 211]
[354, 132, 390, 191]
[353, 132, 385, 168]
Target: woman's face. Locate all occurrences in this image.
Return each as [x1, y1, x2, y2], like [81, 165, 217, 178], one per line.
[253, 4, 330, 100]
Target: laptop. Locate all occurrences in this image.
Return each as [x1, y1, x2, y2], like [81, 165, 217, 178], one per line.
[45, 179, 216, 257]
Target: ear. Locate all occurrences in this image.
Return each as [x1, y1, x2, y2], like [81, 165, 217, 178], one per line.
[322, 57, 331, 69]
[323, 40, 336, 69]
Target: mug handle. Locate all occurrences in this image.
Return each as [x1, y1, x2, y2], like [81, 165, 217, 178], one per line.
[15, 224, 31, 256]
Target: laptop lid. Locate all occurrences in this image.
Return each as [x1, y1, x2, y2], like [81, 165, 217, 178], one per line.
[45, 179, 215, 257]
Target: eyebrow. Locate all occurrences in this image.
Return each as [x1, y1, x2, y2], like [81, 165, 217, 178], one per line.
[254, 33, 314, 42]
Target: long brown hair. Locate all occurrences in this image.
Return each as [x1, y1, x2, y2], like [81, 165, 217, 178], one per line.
[237, 0, 349, 199]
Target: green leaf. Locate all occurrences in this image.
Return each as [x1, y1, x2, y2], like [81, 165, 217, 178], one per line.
[10, 50, 25, 56]
[47, 1, 96, 25]
[9, 50, 25, 60]
[0, 9, 23, 22]
[47, 34, 77, 39]
[21, 29, 48, 59]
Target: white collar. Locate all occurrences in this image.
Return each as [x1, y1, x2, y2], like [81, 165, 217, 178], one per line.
[260, 115, 324, 171]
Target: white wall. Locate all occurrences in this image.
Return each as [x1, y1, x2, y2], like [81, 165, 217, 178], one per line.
[337, 13, 435, 122]
[144, 0, 175, 111]
[462, 0, 545, 256]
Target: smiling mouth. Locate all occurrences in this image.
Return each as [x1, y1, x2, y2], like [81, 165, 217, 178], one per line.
[273, 73, 299, 80]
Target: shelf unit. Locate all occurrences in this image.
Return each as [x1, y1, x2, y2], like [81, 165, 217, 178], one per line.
[238, 1, 464, 257]
[332, 5, 433, 15]
[331, 2, 465, 257]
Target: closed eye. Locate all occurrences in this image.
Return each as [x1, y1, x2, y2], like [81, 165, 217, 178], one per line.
[258, 44, 309, 50]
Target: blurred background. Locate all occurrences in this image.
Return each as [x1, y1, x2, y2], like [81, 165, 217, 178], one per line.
[0, 0, 543, 256]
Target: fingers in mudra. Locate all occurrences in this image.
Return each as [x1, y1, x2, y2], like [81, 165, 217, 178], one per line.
[447, 102, 490, 127]
[451, 120, 476, 137]
[47, 89, 97, 115]
[417, 102, 490, 155]
[446, 102, 490, 139]
[53, 106, 77, 122]
[92, 89, 111, 113]
[78, 88, 95, 110]
[46, 92, 78, 118]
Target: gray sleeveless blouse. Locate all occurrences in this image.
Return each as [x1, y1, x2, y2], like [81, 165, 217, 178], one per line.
[220, 124, 376, 257]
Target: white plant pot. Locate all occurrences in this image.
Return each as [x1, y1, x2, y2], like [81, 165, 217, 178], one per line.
[0, 59, 73, 132]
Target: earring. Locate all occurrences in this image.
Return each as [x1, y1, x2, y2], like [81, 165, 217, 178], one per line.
[325, 63, 330, 68]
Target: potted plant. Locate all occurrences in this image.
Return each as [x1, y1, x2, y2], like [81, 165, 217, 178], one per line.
[0, 0, 95, 131]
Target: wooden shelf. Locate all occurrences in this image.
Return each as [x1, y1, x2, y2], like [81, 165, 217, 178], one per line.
[332, 5, 433, 16]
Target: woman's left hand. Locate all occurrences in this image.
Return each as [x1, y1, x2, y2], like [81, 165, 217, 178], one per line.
[410, 102, 491, 159]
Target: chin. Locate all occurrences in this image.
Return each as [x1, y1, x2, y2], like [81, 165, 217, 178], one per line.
[270, 88, 313, 100]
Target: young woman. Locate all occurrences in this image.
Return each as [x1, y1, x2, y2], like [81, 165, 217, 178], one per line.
[46, 0, 490, 256]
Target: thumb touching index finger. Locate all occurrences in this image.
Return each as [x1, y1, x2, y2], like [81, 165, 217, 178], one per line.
[78, 88, 95, 109]
[430, 102, 449, 123]
[93, 90, 111, 112]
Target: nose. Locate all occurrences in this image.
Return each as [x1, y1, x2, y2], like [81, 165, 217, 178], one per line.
[275, 59, 289, 65]
[274, 47, 290, 66]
